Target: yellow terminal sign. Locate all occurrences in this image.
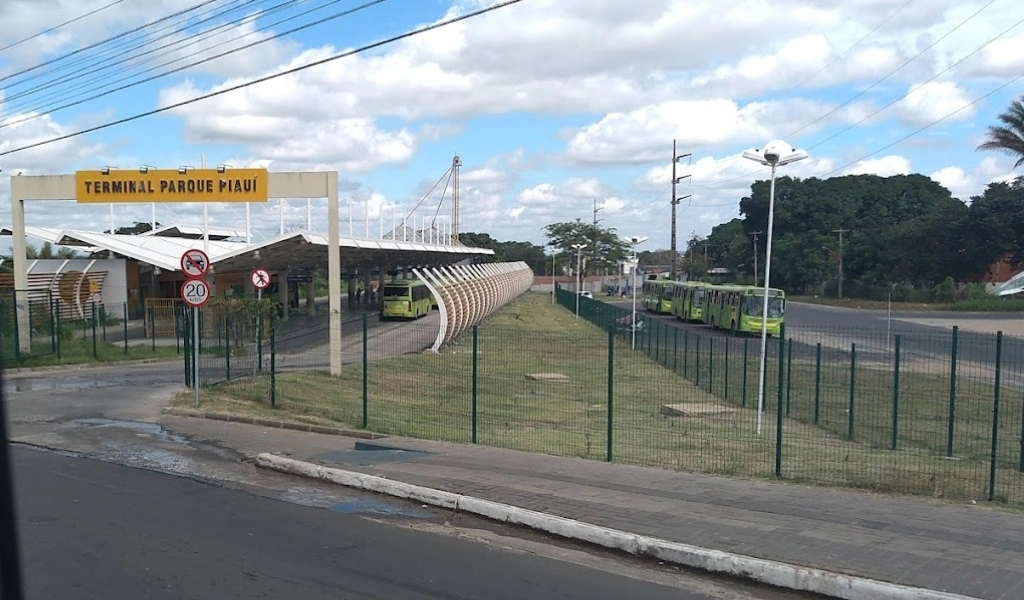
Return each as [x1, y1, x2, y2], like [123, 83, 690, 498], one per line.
[75, 168, 269, 203]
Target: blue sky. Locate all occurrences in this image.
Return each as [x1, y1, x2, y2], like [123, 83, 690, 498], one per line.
[1, 0, 1023, 252]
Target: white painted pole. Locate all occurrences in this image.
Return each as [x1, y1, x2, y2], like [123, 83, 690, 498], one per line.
[403, 217, 408, 241]
[307, 198, 312, 231]
[391, 206, 396, 239]
[364, 199, 369, 239]
[193, 306, 200, 408]
[379, 203, 384, 239]
[755, 164, 777, 436]
[245, 203, 251, 244]
[348, 198, 353, 237]
[109, 204, 114, 234]
[151, 203, 156, 231]
[201, 154, 209, 254]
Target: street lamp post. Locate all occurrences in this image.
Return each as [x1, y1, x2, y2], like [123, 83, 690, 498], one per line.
[626, 236, 648, 350]
[550, 247, 559, 304]
[742, 140, 809, 435]
[571, 243, 587, 318]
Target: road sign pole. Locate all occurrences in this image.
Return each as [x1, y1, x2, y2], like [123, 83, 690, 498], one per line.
[193, 305, 200, 408]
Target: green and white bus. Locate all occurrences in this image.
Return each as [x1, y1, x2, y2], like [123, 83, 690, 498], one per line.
[670, 281, 707, 322]
[701, 284, 786, 335]
[380, 279, 433, 320]
[642, 279, 674, 313]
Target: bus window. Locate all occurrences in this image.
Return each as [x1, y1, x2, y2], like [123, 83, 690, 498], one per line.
[745, 295, 785, 317]
[383, 285, 410, 298]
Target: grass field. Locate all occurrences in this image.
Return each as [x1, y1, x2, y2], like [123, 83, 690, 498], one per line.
[181, 292, 1024, 505]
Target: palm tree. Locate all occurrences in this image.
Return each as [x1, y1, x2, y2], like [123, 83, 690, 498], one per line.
[977, 96, 1024, 168]
[25, 242, 78, 259]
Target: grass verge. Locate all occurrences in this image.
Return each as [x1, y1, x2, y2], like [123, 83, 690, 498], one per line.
[177, 292, 1024, 506]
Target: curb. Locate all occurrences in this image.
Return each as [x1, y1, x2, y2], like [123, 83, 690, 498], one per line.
[256, 453, 978, 600]
[161, 407, 389, 440]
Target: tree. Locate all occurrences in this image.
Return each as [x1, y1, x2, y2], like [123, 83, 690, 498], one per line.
[115, 221, 159, 235]
[543, 219, 627, 276]
[958, 176, 1024, 277]
[460, 232, 548, 275]
[25, 242, 78, 259]
[977, 96, 1024, 168]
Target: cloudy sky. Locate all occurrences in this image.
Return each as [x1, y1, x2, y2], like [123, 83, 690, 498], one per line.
[1, 0, 1022, 251]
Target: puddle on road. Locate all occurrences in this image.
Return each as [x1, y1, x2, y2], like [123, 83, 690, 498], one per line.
[72, 418, 190, 444]
[330, 498, 432, 519]
[3, 377, 121, 394]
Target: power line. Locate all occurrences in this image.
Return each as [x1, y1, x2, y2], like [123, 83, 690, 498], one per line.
[0, 0, 128, 55]
[2, 0, 375, 127]
[0, 0, 527, 159]
[0, 0, 222, 85]
[707, 0, 1001, 188]
[1, 0, 266, 110]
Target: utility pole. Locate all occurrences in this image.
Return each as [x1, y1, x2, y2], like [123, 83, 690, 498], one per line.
[833, 228, 849, 298]
[750, 231, 762, 287]
[592, 199, 603, 226]
[670, 139, 692, 280]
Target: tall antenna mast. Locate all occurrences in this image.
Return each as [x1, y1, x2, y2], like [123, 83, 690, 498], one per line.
[452, 154, 462, 243]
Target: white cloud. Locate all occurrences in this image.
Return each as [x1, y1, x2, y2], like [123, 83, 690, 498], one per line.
[842, 154, 912, 176]
[955, 33, 1024, 79]
[894, 81, 975, 126]
[930, 156, 1018, 201]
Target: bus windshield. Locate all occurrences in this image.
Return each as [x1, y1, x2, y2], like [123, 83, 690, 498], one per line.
[691, 289, 705, 307]
[382, 285, 411, 298]
[744, 295, 784, 317]
[661, 286, 675, 300]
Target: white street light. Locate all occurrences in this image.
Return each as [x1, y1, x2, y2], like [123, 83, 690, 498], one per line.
[626, 235, 648, 350]
[571, 243, 587, 318]
[741, 140, 808, 436]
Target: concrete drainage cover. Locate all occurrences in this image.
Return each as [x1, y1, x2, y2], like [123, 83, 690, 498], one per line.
[311, 442, 430, 467]
[660, 403, 737, 417]
[525, 373, 569, 382]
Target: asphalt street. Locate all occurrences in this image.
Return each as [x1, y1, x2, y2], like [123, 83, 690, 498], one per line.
[3, 361, 811, 600]
[10, 446, 790, 600]
[607, 298, 1024, 375]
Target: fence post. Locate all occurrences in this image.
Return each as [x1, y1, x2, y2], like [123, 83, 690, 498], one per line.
[256, 312, 264, 372]
[775, 325, 785, 478]
[150, 308, 156, 353]
[183, 309, 191, 388]
[91, 302, 98, 359]
[472, 325, 479, 444]
[848, 343, 857, 440]
[174, 307, 180, 355]
[607, 325, 614, 462]
[225, 313, 231, 381]
[269, 316, 276, 408]
[49, 295, 57, 354]
[724, 339, 730, 400]
[12, 291, 21, 362]
[101, 306, 107, 342]
[785, 339, 793, 416]
[55, 298, 62, 360]
[989, 331, 1002, 502]
[673, 328, 678, 374]
[947, 326, 959, 458]
[683, 330, 690, 379]
[892, 335, 901, 450]
[695, 335, 701, 387]
[708, 337, 714, 394]
[362, 312, 369, 428]
[813, 343, 821, 424]
[123, 302, 129, 355]
[741, 337, 748, 408]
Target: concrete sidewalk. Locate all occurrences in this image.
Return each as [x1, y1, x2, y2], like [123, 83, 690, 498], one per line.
[160, 416, 1024, 600]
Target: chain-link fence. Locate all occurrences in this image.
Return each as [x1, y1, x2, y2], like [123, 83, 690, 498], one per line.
[186, 289, 1024, 506]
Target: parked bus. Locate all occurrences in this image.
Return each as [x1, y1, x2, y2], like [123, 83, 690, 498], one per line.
[718, 286, 787, 336]
[642, 279, 673, 312]
[380, 279, 433, 320]
[670, 281, 707, 322]
[701, 284, 745, 327]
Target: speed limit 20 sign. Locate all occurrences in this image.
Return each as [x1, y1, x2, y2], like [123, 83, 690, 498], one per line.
[180, 278, 211, 308]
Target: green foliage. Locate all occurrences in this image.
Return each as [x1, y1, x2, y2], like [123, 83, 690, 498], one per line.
[977, 95, 1024, 168]
[459, 232, 548, 274]
[543, 219, 627, 276]
[114, 221, 159, 235]
[25, 242, 78, 259]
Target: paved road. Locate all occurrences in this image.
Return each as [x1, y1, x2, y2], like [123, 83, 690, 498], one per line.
[4, 364, 810, 600]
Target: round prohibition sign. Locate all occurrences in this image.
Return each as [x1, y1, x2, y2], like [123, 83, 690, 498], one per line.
[180, 249, 211, 278]
[181, 278, 211, 308]
[250, 267, 271, 290]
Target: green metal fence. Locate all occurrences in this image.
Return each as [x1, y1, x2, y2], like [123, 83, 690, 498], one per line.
[191, 289, 1024, 506]
[0, 289, 182, 366]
